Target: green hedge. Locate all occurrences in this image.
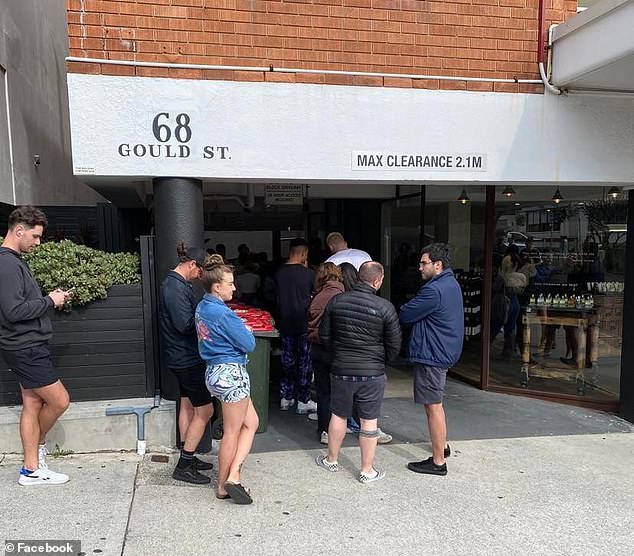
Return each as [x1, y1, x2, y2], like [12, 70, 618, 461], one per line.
[1, 238, 140, 310]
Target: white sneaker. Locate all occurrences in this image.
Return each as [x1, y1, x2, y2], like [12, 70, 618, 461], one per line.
[307, 412, 318, 421]
[18, 466, 69, 486]
[320, 431, 328, 445]
[377, 428, 393, 444]
[296, 400, 317, 414]
[38, 443, 49, 468]
[280, 398, 295, 411]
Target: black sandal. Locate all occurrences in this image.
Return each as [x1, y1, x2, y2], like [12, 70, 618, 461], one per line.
[224, 481, 253, 505]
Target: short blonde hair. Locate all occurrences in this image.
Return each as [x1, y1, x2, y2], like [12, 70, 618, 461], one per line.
[326, 232, 345, 249]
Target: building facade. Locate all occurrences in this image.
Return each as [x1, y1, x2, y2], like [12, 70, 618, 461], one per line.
[6, 1, 634, 416]
[0, 0, 102, 208]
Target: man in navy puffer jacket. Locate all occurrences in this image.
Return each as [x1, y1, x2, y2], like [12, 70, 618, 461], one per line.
[400, 243, 464, 477]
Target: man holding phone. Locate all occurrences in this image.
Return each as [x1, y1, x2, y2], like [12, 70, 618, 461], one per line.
[0, 206, 73, 485]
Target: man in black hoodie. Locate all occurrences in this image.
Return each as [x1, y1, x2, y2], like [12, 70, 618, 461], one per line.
[0, 206, 72, 485]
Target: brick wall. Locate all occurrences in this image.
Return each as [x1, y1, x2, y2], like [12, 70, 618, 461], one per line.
[66, 0, 578, 93]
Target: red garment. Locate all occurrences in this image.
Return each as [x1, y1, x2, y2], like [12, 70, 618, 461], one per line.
[307, 280, 344, 344]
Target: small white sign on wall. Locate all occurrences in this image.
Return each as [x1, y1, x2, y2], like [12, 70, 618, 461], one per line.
[264, 184, 303, 206]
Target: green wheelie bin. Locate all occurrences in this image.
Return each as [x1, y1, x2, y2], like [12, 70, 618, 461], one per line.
[210, 328, 278, 438]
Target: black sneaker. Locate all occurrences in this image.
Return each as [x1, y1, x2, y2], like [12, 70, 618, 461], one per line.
[193, 456, 213, 471]
[407, 457, 448, 476]
[172, 465, 211, 484]
[444, 444, 451, 458]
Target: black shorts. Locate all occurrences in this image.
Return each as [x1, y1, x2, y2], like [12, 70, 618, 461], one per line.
[413, 363, 447, 405]
[330, 374, 386, 421]
[170, 362, 212, 407]
[1, 344, 59, 390]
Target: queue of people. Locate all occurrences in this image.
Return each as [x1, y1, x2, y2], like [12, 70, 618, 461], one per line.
[1, 206, 465, 504]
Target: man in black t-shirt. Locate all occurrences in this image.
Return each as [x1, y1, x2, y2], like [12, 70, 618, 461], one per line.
[275, 239, 316, 415]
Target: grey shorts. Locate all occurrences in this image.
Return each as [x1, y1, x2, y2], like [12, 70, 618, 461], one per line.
[330, 374, 386, 420]
[413, 364, 447, 405]
[205, 363, 250, 404]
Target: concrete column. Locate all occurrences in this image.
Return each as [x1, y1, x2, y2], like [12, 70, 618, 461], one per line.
[448, 201, 471, 271]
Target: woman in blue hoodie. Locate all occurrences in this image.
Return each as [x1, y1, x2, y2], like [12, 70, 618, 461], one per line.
[196, 254, 257, 504]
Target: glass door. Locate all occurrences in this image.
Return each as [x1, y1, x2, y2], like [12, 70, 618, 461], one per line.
[381, 186, 487, 387]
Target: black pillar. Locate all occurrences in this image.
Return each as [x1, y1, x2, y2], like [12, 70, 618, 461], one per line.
[619, 192, 634, 422]
[153, 177, 204, 285]
[153, 177, 209, 450]
[153, 177, 204, 404]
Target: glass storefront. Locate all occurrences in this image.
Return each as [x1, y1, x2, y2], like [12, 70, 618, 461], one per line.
[381, 185, 626, 407]
[489, 186, 626, 403]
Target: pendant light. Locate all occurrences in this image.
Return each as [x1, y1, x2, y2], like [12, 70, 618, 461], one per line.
[502, 185, 515, 198]
[607, 186, 620, 199]
[551, 187, 563, 204]
[457, 189, 470, 205]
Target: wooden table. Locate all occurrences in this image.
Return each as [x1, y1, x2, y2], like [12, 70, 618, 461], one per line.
[521, 305, 599, 395]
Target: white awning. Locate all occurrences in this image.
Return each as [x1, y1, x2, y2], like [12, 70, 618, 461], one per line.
[551, 0, 634, 92]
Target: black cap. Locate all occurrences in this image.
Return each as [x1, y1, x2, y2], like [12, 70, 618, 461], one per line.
[185, 247, 206, 267]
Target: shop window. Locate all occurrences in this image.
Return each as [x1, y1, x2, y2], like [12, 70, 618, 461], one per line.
[489, 186, 626, 403]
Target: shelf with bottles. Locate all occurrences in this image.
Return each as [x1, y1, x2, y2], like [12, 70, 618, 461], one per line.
[456, 272, 482, 339]
[527, 293, 596, 313]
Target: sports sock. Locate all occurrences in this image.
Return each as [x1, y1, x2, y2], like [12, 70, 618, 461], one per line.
[177, 449, 195, 469]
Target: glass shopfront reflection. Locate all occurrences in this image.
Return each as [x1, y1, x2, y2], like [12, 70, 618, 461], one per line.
[489, 186, 626, 402]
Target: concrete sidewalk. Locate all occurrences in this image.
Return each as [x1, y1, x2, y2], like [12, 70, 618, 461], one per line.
[1, 433, 633, 556]
[1, 374, 633, 556]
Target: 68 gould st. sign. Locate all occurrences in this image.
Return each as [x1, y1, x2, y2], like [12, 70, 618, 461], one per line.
[117, 112, 230, 161]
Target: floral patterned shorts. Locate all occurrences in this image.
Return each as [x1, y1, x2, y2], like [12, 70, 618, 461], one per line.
[205, 363, 250, 403]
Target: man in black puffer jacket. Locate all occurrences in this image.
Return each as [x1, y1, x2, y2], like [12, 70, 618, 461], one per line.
[316, 261, 401, 484]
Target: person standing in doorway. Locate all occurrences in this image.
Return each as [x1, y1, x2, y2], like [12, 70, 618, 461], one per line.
[325, 232, 371, 271]
[0, 206, 72, 485]
[275, 238, 316, 415]
[159, 243, 214, 485]
[316, 262, 401, 483]
[399, 243, 464, 476]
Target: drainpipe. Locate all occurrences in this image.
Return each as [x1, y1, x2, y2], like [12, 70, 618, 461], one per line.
[105, 393, 161, 455]
[538, 0, 563, 95]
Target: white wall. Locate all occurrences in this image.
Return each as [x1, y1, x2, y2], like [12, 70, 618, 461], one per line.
[68, 74, 634, 186]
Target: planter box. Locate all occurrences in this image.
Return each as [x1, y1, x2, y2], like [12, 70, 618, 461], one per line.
[0, 284, 148, 406]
